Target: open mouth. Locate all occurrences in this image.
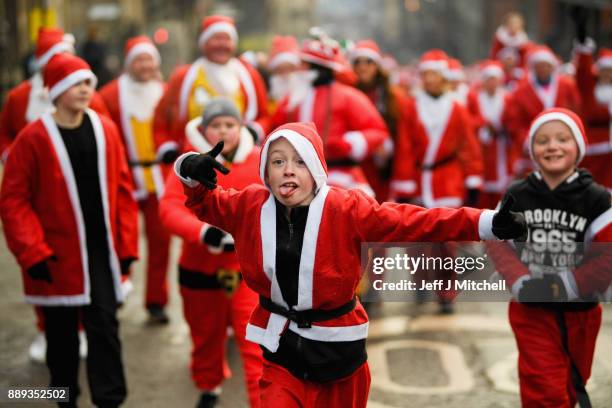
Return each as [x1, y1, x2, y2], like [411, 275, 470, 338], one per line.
[279, 182, 298, 197]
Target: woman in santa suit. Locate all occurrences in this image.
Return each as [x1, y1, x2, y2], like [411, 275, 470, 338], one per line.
[159, 98, 263, 408]
[173, 121, 526, 407]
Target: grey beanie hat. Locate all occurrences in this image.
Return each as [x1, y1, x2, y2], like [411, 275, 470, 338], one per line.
[201, 97, 241, 129]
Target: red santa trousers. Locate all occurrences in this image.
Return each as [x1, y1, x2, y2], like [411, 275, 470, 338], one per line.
[180, 280, 262, 407]
[259, 360, 371, 408]
[508, 301, 601, 408]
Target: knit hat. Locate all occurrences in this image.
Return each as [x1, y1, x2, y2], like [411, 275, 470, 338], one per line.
[300, 39, 342, 71]
[349, 39, 382, 65]
[198, 15, 238, 49]
[201, 97, 241, 129]
[44, 53, 97, 101]
[268, 35, 300, 71]
[418, 49, 449, 75]
[259, 122, 327, 193]
[527, 108, 587, 164]
[479, 59, 505, 80]
[124, 35, 160, 68]
[34, 27, 75, 69]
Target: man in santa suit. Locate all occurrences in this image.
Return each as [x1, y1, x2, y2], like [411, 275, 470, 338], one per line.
[573, 40, 612, 192]
[490, 12, 530, 67]
[466, 60, 513, 209]
[266, 35, 300, 112]
[504, 45, 581, 177]
[153, 15, 268, 164]
[390, 49, 484, 312]
[0, 27, 109, 163]
[445, 58, 469, 106]
[160, 98, 263, 408]
[264, 38, 389, 198]
[0, 53, 138, 407]
[99, 35, 172, 324]
[496, 46, 526, 91]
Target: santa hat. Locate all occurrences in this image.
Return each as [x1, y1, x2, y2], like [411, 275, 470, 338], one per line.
[44, 53, 97, 101]
[479, 59, 505, 80]
[268, 35, 300, 71]
[198, 15, 238, 49]
[594, 48, 612, 74]
[259, 122, 327, 193]
[527, 108, 587, 164]
[300, 39, 342, 71]
[124, 35, 160, 68]
[34, 27, 75, 69]
[418, 49, 449, 75]
[349, 39, 382, 65]
[444, 58, 465, 81]
[526, 44, 559, 68]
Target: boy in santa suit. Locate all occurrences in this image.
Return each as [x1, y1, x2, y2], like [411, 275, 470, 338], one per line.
[267, 35, 300, 112]
[159, 98, 263, 408]
[173, 121, 526, 407]
[504, 45, 581, 177]
[153, 15, 268, 164]
[466, 60, 513, 209]
[0, 53, 138, 407]
[0, 27, 109, 163]
[488, 108, 612, 408]
[99, 35, 171, 324]
[264, 38, 390, 198]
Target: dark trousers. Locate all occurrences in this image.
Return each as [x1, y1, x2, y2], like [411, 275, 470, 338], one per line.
[42, 249, 126, 407]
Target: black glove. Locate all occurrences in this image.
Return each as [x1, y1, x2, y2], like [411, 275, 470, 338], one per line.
[180, 142, 230, 189]
[161, 148, 180, 164]
[202, 226, 235, 253]
[518, 275, 567, 303]
[492, 194, 527, 241]
[570, 5, 589, 44]
[27, 257, 54, 283]
[466, 188, 480, 207]
[120, 258, 136, 276]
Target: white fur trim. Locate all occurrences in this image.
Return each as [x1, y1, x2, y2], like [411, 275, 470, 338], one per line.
[349, 48, 382, 65]
[198, 21, 238, 49]
[48, 69, 97, 101]
[390, 180, 417, 194]
[597, 56, 612, 71]
[465, 175, 483, 189]
[586, 141, 612, 155]
[478, 209, 497, 240]
[260, 128, 328, 193]
[343, 131, 368, 161]
[480, 66, 504, 80]
[156, 140, 179, 161]
[418, 60, 448, 74]
[268, 52, 300, 71]
[173, 152, 200, 187]
[444, 69, 465, 81]
[495, 26, 528, 48]
[584, 207, 612, 244]
[300, 53, 342, 71]
[124, 42, 160, 68]
[527, 111, 586, 163]
[528, 50, 558, 67]
[35, 42, 75, 70]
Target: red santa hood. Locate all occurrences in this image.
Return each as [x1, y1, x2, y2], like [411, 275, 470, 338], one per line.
[259, 122, 328, 193]
[527, 107, 588, 164]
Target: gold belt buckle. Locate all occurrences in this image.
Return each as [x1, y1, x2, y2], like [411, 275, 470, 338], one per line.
[217, 268, 240, 297]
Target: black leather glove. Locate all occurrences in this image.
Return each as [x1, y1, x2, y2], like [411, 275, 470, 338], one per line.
[492, 194, 527, 241]
[466, 188, 480, 207]
[180, 142, 230, 189]
[570, 5, 589, 44]
[161, 148, 180, 164]
[518, 275, 567, 303]
[27, 257, 54, 283]
[202, 226, 235, 253]
[120, 258, 136, 276]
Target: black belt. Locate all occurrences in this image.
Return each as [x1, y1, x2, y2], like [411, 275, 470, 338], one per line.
[326, 158, 358, 168]
[259, 296, 357, 329]
[417, 153, 456, 171]
[179, 267, 242, 296]
[128, 160, 160, 168]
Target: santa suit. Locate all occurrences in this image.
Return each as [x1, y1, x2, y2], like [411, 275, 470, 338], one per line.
[99, 73, 171, 307]
[490, 26, 530, 67]
[266, 81, 389, 197]
[153, 57, 268, 158]
[159, 120, 262, 407]
[574, 49, 612, 191]
[0, 73, 109, 162]
[174, 122, 498, 408]
[504, 74, 581, 176]
[466, 87, 513, 209]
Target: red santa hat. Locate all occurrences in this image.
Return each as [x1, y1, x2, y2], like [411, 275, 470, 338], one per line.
[444, 58, 465, 81]
[526, 44, 559, 68]
[268, 35, 300, 71]
[259, 122, 328, 193]
[479, 59, 505, 80]
[349, 39, 382, 65]
[198, 15, 238, 49]
[527, 108, 587, 164]
[595, 48, 612, 74]
[300, 39, 343, 71]
[418, 49, 449, 75]
[124, 35, 160, 68]
[34, 27, 75, 69]
[44, 53, 97, 102]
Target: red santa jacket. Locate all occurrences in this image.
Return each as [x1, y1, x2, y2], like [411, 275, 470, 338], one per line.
[153, 57, 268, 159]
[159, 120, 261, 273]
[391, 90, 484, 207]
[0, 73, 110, 161]
[265, 82, 389, 196]
[99, 74, 166, 199]
[466, 87, 513, 194]
[0, 110, 139, 305]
